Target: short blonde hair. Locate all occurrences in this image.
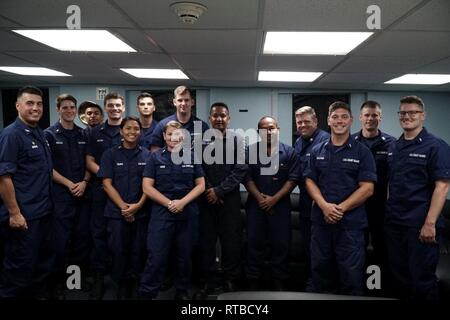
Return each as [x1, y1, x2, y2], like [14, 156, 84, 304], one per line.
[164, 120, 182, 133]
[295, 106, 317, 119]
[174, 85, 192, 97]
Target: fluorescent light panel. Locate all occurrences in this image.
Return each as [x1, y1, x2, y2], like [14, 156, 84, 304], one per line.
[385, 74, 450, 85]
[263, 32, 373, 55]
[121, 68, 189, 79]
[258, 71, 322, 82]
[0, 66, 71, 76]
[12, 29, 136, 52]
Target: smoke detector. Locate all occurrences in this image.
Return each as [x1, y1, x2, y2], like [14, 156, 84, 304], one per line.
[170, 2, 207, 24]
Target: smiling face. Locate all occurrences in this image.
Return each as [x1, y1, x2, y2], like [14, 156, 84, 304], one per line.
[16, 93, 43, 127]
[296, 113, 317, 138]
[399, 102, 425, 133]
[120, 119, 141, 145]
[57, 99, 77, 123]
[359, 106, 381, 133]
[105, 98, 125, 121]
[173, 92, 194, 117]
[328, 107, 352, 137]
[163, 125, 184, 150]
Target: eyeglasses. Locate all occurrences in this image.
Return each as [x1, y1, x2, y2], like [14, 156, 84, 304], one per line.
[397, 110, 423, 118]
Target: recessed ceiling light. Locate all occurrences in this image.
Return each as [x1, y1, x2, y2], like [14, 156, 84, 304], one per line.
[385, 74, 450, 85]
[258, 71, 322, 82]
[12, 29, 136, 52]
[0, 66, 71, 76]
[263, 32, 373, 55]
[121, 68, 189, 79]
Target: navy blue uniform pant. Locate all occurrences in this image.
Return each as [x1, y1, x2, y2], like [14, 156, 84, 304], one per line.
[198, 191, 242, 283]
[309, 224, 365, 296]
[106, 217, 147, 283]
[90, 180, 108, 273]
[52, 199, 91, 275]
[139, 216, 197, 297]
[385, 223, 441, 300]
[246, 200, 291, 281]
[0, 215, 54, 298]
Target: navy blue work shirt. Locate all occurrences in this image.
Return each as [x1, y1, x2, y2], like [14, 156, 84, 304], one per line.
[386, 127, 450, 228]
[352, 130, 395, 212]
[97, 145, 150, 219]
[0, 118, 53, 222]
[143, 148, 204, 220]
[138, 120, 158, 150]
[44, 122, 88, 202]
[294, 128, 330, 217]
[149, 113, 209, 149]
[304, 136, 377, 229]
[86, 121, 123, 175]
[201, 132, 248, 197]
[247, 142, 300, 197]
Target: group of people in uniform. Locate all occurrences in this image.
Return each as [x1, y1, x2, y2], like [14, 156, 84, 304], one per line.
[0, 84, 448, 300]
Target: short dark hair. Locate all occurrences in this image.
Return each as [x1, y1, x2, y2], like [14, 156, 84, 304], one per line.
[17, 86, 43, 100]
[104, 92, 124, 106]
[56, 93, 77, 109]
[360, 100, 381, 110]
[210, 102, 229, 114]
[400, 95, 425, 110]
[120, 116, 142, 129]
[329, 101, 352, 117]
[78, 101, 103, 115]
[257, 116, 278, 129]
[137, 92, 154, 105]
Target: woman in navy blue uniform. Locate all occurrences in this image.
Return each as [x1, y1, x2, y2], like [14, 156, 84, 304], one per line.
[139, 120, 205, 300]
[97, 117, 149, 299]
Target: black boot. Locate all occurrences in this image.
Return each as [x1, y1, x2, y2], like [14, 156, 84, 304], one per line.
[116, 281, 127, 300]
[248, 279, 260, 291]
[272, 279, 286, 291]
[174, 290, 190, 300]
[49, 273, 66, 300]
[193, 283, 210, 300]
[223, 279, 238, 292]
[89, 272, 105, 300]
[126, 278, 139, 300]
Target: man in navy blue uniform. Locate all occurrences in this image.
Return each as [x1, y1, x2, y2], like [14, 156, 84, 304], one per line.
[304, 101, 376, 295]
[136, 92, 158, 150]
[0, 86, 54, 298]
[245, 116, 300, 291]
[98, 117, 149, 299]
[351, 101, 395, 292]
[294, 106, 329, 285]
[86, 92, 125, 299]
[149, 85, 209, 152]
[385, 96, 450, 300]
[44, 94, 91, 299]
[139, 121, 205, 300]
[194, 102, 248, 299]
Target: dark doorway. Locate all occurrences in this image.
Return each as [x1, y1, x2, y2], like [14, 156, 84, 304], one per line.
[292, 94, 350, 144]
[1, 87, 50, 129]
